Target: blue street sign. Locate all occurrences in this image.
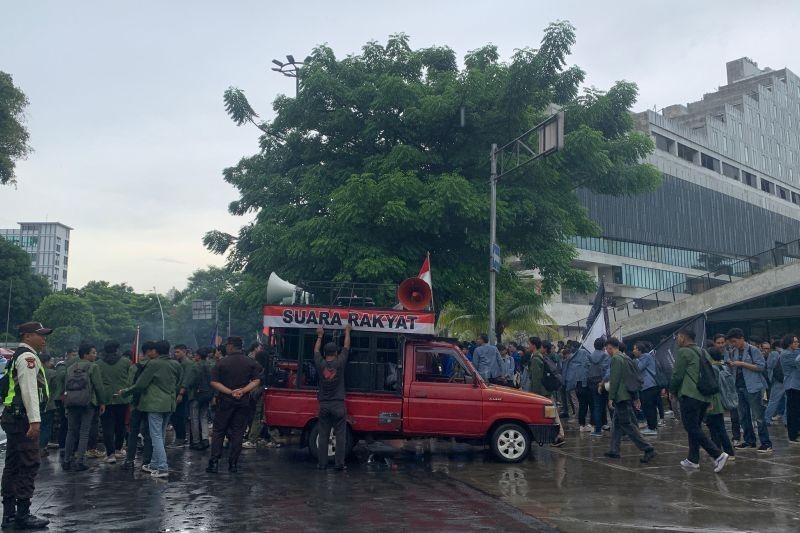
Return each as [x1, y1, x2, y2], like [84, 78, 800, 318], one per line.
[490, 242, 501, 272]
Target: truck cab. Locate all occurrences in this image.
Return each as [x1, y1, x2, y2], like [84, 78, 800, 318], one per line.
[262, 305, 559, 463]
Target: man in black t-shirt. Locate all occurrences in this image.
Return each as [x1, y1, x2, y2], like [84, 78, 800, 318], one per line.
[313, 325, 351, 470]
[206, 336, 262, 474]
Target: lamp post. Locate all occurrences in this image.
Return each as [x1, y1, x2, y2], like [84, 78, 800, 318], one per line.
[152, 287, 165, 340]
[271, 54, 304, 97]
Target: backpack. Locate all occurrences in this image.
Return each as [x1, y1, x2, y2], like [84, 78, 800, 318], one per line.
[652, 352, 671, 389]
[195, 362, 213, 404]
[772, 358, 784, 384]
[541, 357, 564, 392]
[63, 362, 92, 407]
[586, 353, 605, 386]
[0, 347, 32, 404]
[622, 356, 644, 394]
[716, 364, 739, 410]
[689, 347, 720, 397]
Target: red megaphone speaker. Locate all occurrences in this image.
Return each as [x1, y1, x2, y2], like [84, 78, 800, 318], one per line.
[397, 278, 432, 311]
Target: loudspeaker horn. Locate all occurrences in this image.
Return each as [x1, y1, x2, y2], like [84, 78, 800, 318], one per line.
[397, 277, 432, 311]
[266, 272, 311, 305]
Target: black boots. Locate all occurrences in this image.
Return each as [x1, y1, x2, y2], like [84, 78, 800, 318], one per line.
[13, 499, 49, 530]
[205, 459, 219, 473]
[1, 499, 14, 529]
[228, 461, 238, 473]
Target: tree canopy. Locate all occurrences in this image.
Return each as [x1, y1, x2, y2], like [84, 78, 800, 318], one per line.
[0, 71, 32, 186]
[208, 22, 660, 313]
[0, 237, 50, 340]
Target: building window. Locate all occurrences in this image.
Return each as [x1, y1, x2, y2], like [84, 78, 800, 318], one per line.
[677, 143, 698, 163]
[700, 153, 721, 172]
[55, 244, 61, 253]
[792, 192, 800, 205]
[64, 240, 69, 252]
[743, 171, 757, 187]
[653, 132, 674, 153]
[64, 257, 68, 267]
[761, 179, 774, 194]
[778, 186, 789, 200]
[721, 162, 740, 180]
[55, 257, 59, 266]
[62, 270, 67, 279]
[61, 284, 66, 291]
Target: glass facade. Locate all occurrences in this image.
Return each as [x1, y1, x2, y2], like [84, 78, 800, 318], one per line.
[570, 236, 737, 271]
[622, 264, 687, 291]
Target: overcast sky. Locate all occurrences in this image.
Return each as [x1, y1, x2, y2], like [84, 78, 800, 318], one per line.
[1, 0, 798, 293]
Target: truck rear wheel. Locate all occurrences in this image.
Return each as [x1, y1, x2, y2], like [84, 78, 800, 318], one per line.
[308, 422, 354, 462]
[491, 423, 530, 463]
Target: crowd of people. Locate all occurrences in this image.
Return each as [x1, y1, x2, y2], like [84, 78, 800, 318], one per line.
[0, 321, 278, 529]
[467, 327, 800, 470]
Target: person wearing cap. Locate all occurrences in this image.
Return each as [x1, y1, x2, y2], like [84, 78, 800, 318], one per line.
[206, 336, 263, 474]
[0, 322, 52, 530]
[313, 324, 352, 471]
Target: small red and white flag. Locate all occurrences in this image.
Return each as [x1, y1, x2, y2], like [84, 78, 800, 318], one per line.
[131, 326, 140, 364]
[418, 253, 433, 310]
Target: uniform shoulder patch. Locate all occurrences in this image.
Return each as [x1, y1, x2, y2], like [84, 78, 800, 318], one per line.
[25, 357, 36, 369]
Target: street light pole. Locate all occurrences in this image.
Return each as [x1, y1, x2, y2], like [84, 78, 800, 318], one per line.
[271, 55, 304, 97]
[153, 286, 165, 340]
[4, 279, 11, 344]
[489, 145, 498, 344]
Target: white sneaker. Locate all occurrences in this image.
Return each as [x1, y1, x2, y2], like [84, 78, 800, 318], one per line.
[641, 429, 658, 436]
[680, 459, 699, 469]
[104, 455, 117, 464]
[579, 425, 591, 432]
[241, 441, 257, 449]
[714, 452, 729, 473]
[141, 464, 154, 473]
[150, 469, 169, 478]
[114, 450, 126, 459]
[658, 419, 666, 427]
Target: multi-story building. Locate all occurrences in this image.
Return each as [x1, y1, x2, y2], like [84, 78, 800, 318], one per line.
[0, 222, 72, 291]
[549, 57, 800, 336]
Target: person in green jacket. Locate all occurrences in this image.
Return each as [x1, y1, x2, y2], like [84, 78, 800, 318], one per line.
[704, 347, 735, 459]
[96, 341, 133, 464]
[119, 340, 180, 479]
[51, 360, 67, 460]
[63, 343, 108, 472]
[669, 329, 728, 472]
[604, 338, 655, 463]
[38, 354, 58, 457]
[176, 345, 199, 446]
[526, 338, 565, 446]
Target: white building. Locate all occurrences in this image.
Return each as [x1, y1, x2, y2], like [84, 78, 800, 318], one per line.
[0, 222, 73, 291]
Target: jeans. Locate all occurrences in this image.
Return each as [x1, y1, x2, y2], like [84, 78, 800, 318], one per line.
[786, 388, 800, 441]
[64, 406, 95, 465]
[765, 381, 786, 420]
[318, 401, 347, 467]
[640, 387, 660, 430]
[148, 412, 171, 472]
[679, 396, 721, 463]
[590, 384, 608, 431]
[608, 400, 652, 455]
[189, 400, 209, 443]
[705, 412, 734, 456]
[125, 409, 152, 465]
[38, 410, 54, 449]
[737, 388, 771, 447]
[101, 404, 128, 456]
[575, 385, 591, 426]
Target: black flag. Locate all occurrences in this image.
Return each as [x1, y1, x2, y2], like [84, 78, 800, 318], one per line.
[653, 315, 707, 377]
[583, 281, 606, 336]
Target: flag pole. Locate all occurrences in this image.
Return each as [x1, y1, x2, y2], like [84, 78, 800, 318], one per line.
[427, 251, 435, 315]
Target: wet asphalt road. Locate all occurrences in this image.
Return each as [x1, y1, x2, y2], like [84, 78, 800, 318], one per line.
[5, 416, 800, 532]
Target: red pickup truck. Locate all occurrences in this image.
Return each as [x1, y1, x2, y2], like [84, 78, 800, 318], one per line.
[262, 315, 559, 463]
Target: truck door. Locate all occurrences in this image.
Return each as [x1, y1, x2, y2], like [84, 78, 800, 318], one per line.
[405, 347, 483, 436]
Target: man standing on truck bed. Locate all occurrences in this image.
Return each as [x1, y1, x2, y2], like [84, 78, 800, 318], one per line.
[314, 324, 351, 471]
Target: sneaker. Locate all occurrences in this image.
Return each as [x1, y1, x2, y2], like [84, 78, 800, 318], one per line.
[680, 459, 700, 469]
[151, 469, 169, 478]
[264, 441, 282, 448]
[731, 439, 741, 447]
[114, 450, 126, 459]
[602, 425, 610, 431]
[789, 439, 800, 445]
[757, 444, 773, 454]
[714, 452, 729, 473]
[85, 449, 103, 459]
[603, 452, 620, 459]
[658, 419, 666, 427]
[47, 442, 59, 449]
[242, 441, 258, 449]
[104, 455, 117, 464]
[590, 431, 603, 437]
[735, 442, 756, 450]
[640, 448, 656, 464]
[141, 464, 154, 473]
[551, 438, 566, 448]
[727, 455, 736, 462]
[641, 429, 658, 436]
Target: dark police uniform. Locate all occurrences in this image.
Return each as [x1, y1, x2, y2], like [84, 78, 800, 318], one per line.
[207, 342, 262, 472]
[1, 323, 52, 530]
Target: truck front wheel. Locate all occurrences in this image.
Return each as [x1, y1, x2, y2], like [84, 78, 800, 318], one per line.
[490, 423, 530, 463]
[308, 422, 354, 462]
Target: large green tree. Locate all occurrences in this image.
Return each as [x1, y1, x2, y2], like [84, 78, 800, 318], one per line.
[0, 71, 32, 185]
[0, 237, 50, 339]
[207, 22, 660, 312]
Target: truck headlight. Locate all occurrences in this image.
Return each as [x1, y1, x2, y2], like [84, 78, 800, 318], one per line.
[544, 404, 557, 419]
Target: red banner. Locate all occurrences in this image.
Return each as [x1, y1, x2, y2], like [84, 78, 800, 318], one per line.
[263, 305, 435, 335]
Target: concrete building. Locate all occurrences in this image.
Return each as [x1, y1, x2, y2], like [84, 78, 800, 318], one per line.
[549, 57, 800, 337]
[0, 222, 72, 291]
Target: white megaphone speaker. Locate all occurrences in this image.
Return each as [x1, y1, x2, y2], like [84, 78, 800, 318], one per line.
[266, 272, 311, 305]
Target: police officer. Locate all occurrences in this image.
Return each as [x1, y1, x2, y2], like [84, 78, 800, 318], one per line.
[206, 337, 262, 474]
[1, 322, 52, 530]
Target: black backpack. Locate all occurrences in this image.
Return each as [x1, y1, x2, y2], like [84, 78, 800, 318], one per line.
[541, 357, 564, 392]
[689, 347, 720, 397]
[772, 358, 784, 384]
[586, 353, 605, 386]
[622, 356, 644, 394]
[195, 362, 213, 404]
[63, 362, 92, 407]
